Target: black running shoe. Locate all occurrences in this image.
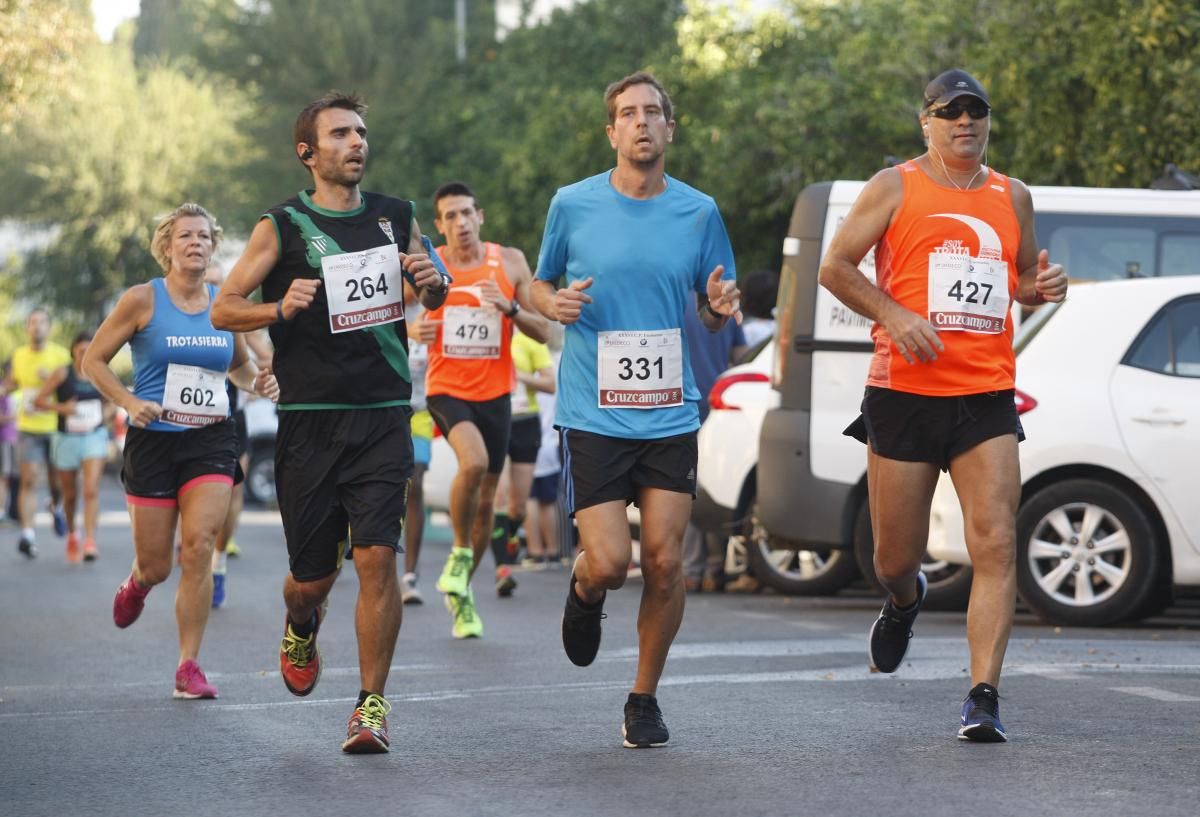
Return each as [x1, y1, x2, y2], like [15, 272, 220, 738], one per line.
[17, 536, 36, 559]
[561, 563, 605, 667]
[622, 693, 669, 748]
[868, 571, 927, 673]
[959, 682, 1008, 743]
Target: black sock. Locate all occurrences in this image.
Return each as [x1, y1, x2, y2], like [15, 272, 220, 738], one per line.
[490, 514, 511, 565]
[289, 611, 318, 638]
[357, 689, 373, 707]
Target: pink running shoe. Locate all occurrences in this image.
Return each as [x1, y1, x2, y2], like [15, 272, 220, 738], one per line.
[113, 573, 151, 629]
[174, 659, 219, 699]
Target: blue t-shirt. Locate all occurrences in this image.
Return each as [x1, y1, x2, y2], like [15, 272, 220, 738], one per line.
[684, 303, 746, 425]
[536, 171, 736, 439]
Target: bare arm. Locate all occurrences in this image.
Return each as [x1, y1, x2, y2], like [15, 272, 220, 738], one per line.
[503, 247, 551, 343]
[1009, 179, 1068, 306]
[819, 168, 944, 365]
[81, 284, 163, 428]
[212, 218, 286, 331]
[32, 367, 69, 413]
[531, 277, 593, 325]
[517, 364, 555, 395]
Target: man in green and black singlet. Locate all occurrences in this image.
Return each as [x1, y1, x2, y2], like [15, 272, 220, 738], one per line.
[213, 91, 450, 754]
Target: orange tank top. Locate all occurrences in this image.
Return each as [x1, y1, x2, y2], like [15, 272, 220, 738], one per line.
[868, 161, 1021, 396]
[425, 241, 517, 401]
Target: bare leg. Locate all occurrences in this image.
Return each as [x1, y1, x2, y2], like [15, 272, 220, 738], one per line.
[175, 482, 231, 663]
[80, 458, 104, 544]
[469, 471, 501, 578]
[446, 422, 489, 554]
[58, 468, 79, 535]
[949, 435, 1020, 687]
[18, 459, 39, 531]
[539, 499, 560, 558]
[352, 544, 402, 693]
[631, 488, 690, 696]
[866, 447, 940, 607]
[524, 496, 545, 559]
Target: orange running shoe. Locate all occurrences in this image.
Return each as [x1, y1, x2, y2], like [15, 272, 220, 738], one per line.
[279, 603, 325, 696]
[341, 694, 391, 754]
[66, 534, 81, 564]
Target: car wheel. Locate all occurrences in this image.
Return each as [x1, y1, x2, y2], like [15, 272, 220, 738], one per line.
[742, 500, 860, 596]
[1016, 478, 1163, 626]
[244, 442, 277, 507]
[853, 501, 974, 611]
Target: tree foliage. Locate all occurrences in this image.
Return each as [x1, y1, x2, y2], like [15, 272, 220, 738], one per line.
[0, 0, 92, 127]
[2, 0, 1198, 324]
[0, 44, 262, 322]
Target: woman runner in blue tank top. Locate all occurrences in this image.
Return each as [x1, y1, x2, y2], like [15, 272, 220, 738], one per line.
[83, 203, 279, 700]
[33, 331, 109, 562]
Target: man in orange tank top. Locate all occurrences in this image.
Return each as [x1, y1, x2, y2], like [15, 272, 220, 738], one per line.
[409, 181, 550, 638]
[819, 69, 1067, 743]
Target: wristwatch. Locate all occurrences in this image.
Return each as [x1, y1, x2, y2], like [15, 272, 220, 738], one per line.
[506, 300, 521, 319]
[431, 272, 451, 294]
[704, 300, 724, 320]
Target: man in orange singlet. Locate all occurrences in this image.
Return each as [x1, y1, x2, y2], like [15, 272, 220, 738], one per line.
[819, 69, 1067, 742]
[410, 181, 550, 638]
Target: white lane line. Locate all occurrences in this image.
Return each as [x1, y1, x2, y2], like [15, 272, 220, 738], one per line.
[8, 662, 1200, 720]
[1110, 686, 1200, 703]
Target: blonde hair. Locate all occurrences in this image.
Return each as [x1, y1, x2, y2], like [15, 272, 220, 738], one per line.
[151, 202, 223, 272]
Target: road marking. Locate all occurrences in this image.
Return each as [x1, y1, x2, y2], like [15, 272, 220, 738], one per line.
[1110, 686, 1200, 702]
[7, 660, 1200, 720]
[731, 611, 835, 631]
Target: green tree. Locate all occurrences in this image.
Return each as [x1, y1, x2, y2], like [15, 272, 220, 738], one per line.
[0, 43, 262, 324]
[0, 0, 92, 127]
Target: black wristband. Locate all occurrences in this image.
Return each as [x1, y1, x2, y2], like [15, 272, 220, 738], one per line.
[506, 300, 520, 319]
[703, 300, 725, 320]
[276, 300, 287, 323]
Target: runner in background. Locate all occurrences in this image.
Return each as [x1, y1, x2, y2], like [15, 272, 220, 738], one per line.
[490, 327, 555, 591]
[3, 307, 70, 559]
[204, 263, 274, 608]
[34, 331, 110, 562]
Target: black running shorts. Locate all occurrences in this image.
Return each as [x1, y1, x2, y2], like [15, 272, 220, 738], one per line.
[843, 386, 1024, 471]
[275, 406, 412, 582]
[561, 428, 697, 515]
[426, 393, 511, 474]
[508, 414, 542, 465]
[122, 420, 242, 505]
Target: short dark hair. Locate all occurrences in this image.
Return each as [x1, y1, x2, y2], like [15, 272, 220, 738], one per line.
[293, 92, 367, 157]
[433, 181, 479, 218]
[70, 330, 94, 352]
[604, 71, 673, 125]
[740, 269, 780, 320]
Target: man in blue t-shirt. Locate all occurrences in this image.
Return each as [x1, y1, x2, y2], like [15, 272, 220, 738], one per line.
[530, 71, 742, 750]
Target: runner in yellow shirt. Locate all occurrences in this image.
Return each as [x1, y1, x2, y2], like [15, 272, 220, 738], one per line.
[2, 308, 71, 558]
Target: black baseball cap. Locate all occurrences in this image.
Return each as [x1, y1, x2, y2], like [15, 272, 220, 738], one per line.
[922, 69, 989, 111]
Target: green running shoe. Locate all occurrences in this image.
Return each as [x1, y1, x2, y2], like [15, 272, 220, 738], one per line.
[436, 547, 474, 597]
[447, 587, 483, 639]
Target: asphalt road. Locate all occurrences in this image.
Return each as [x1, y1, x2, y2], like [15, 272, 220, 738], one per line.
[2, 475, 1198, 817]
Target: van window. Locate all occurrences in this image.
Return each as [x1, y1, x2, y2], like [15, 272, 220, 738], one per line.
[1161, 234, 1200, 277]
[1172, 299, 1200, 377]
[1035, 214, 1200, 280]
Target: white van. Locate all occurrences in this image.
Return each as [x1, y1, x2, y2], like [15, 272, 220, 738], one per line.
[757, 180, 1200, 607]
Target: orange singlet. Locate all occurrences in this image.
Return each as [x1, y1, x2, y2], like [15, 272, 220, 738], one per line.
[425, 241, 517, 401]
[868, 160, 1021, 397]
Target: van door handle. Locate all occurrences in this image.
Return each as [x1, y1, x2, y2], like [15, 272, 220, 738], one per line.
[1132, 416, 1186, 426]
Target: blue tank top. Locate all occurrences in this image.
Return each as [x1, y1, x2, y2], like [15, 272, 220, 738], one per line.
[131, 278, 234, 432]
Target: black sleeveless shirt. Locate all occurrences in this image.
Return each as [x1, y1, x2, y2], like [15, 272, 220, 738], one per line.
[262, 191, 415, 409]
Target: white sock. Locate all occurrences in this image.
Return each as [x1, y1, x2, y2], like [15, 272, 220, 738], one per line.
[212, 550, 227, 574]
[21, 527, 35, 542]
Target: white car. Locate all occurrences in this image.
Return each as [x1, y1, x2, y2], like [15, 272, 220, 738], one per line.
[693, 338, 861, 595]
[927, 276, 1200, 625]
